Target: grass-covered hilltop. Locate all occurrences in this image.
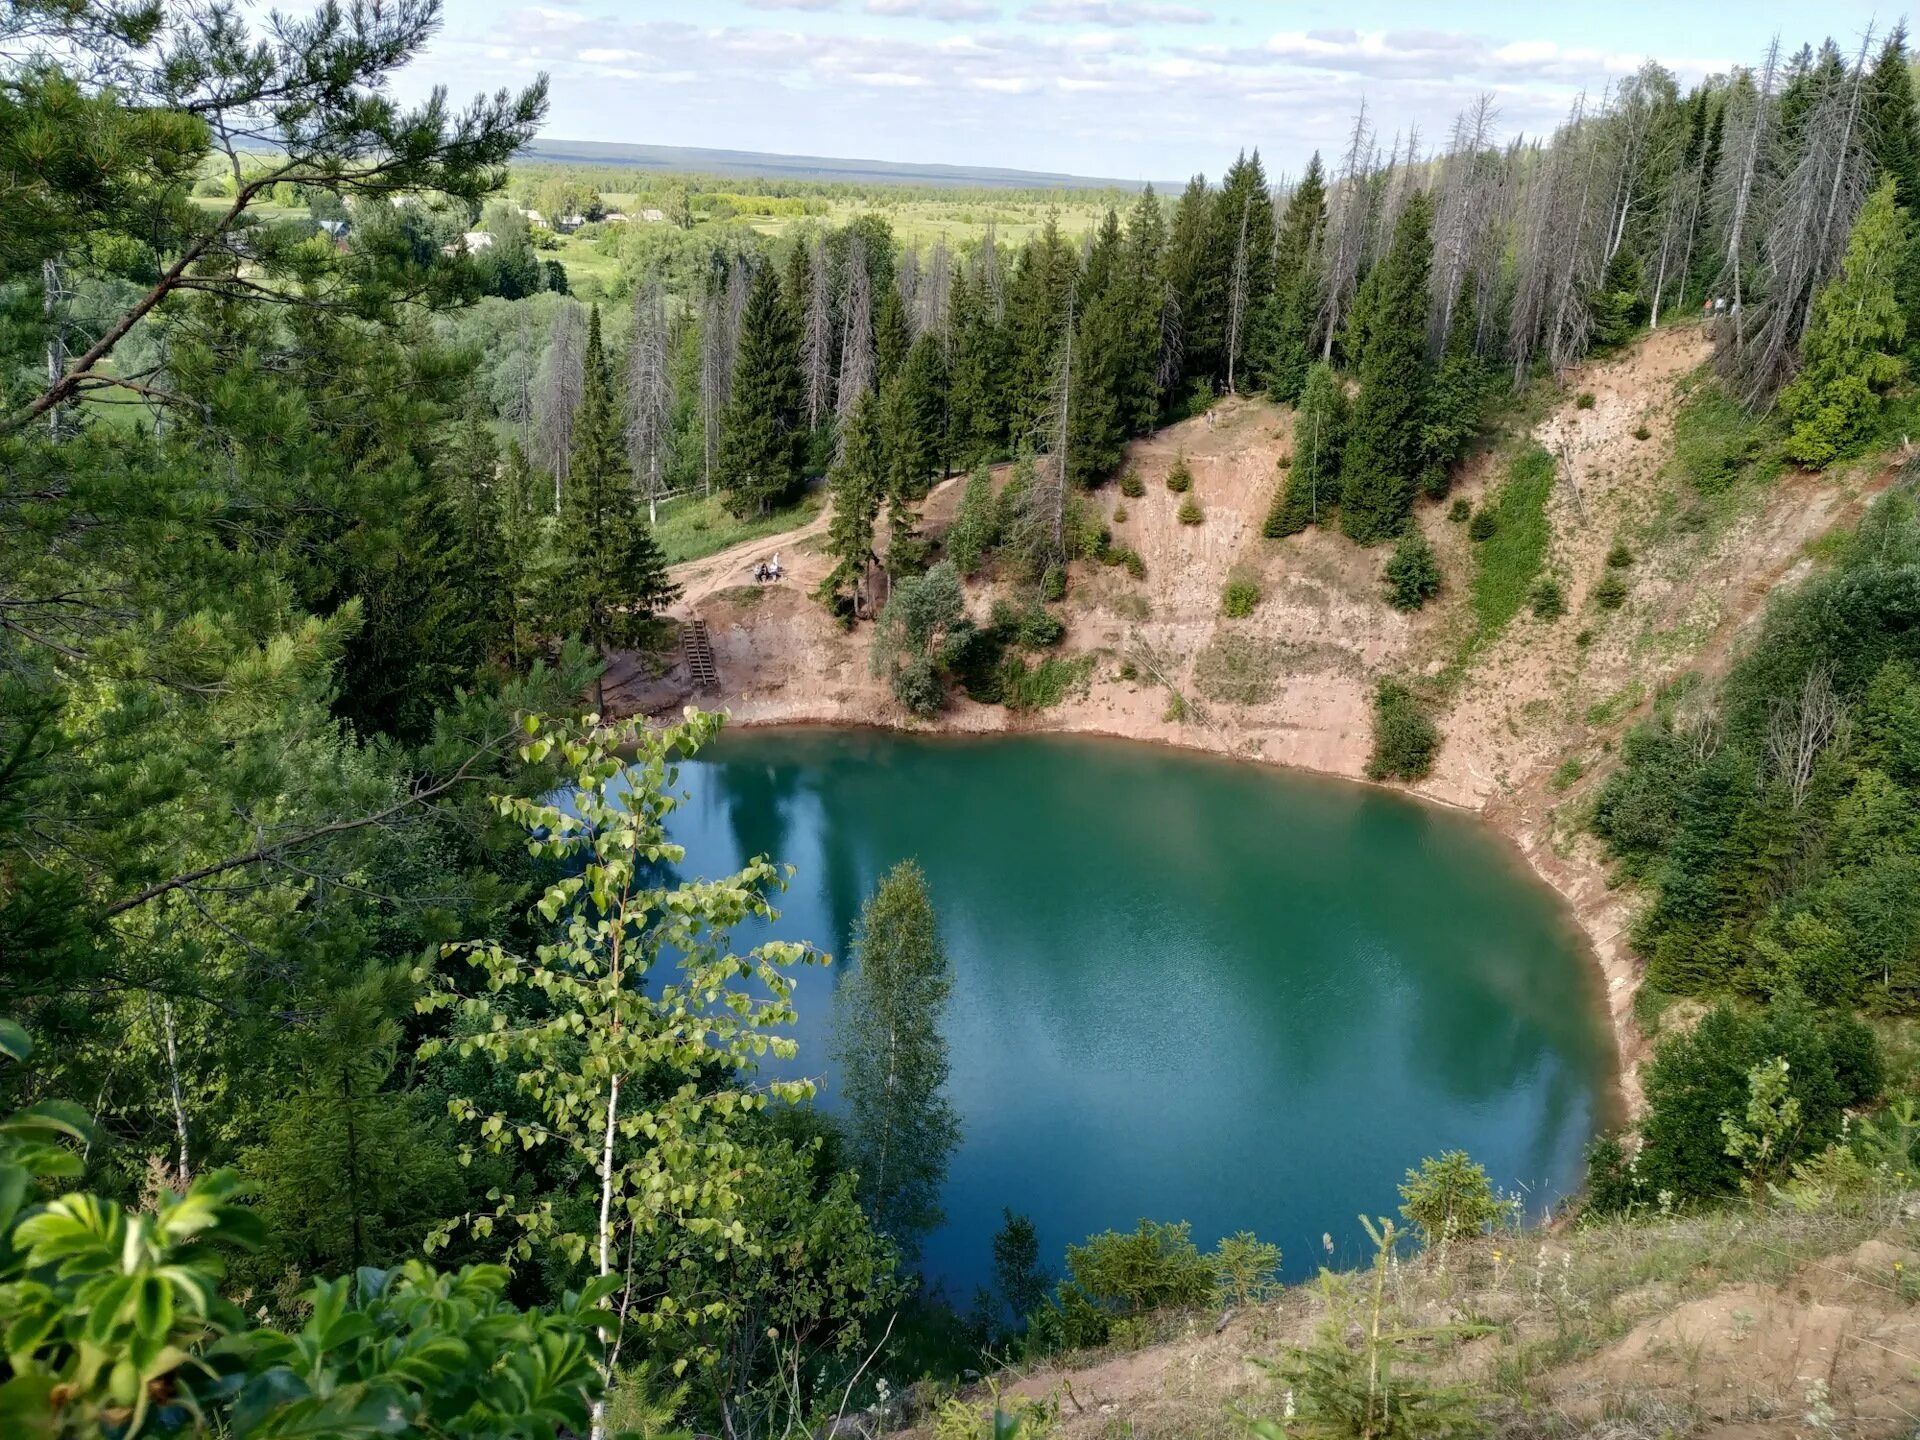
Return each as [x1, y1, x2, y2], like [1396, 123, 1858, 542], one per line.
[8, 1, 1920, 1436]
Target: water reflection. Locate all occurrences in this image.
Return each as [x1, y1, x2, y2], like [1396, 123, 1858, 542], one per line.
[659, 729, 1614, 1294]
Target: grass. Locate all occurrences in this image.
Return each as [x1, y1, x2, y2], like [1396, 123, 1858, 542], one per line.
[653, 489, 823, 566]
[1000, 653, 1094, 712]
[1668, 376, 1784, 497]
[1465, 446, 1556, 654]
[1193, 634, 1282, 705]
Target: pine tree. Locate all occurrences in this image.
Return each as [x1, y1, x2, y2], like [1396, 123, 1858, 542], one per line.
[717, 263, 805, 515]
[547, 306, 678, 708]
[1265, 360, 1346, 536]
[834, 860, 960, 1260]
[1780, 176, 1909, 468]
[1261, 153, 1328, 402]
[1339, 191, 1435, 544]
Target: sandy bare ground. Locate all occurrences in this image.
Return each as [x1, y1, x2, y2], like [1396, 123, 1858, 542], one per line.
[611, 323, 1902, 1115]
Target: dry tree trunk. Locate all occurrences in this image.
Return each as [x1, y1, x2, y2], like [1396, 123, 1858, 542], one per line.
[625, 277, 672, 524]
[1318, 100, 1375, 360]
[533, 300, 587, 511]
[801, 238, 837, 430]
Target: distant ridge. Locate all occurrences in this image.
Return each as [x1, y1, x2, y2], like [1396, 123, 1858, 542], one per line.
[518, 137, 1149, 191]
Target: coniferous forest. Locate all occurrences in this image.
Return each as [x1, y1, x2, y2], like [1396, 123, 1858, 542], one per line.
[13, 1, 1920, 1435]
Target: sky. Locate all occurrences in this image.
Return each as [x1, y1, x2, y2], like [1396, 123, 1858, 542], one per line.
[397, 1, 1891, 181]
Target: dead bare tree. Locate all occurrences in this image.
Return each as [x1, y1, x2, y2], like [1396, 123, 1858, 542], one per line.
[1318, 100, 1375, 359]
[1154, 280, 1184, 416]
[698, 269, 735, 494]
[625, 276, 672, 524]
[837, 236, 876, 450]
[1767, 663, 1848, 809]
[1430, 96, 1498, 352]
[532, 299, 587, 511]
[1711, 40, 1782, 336]
[800, 238, 837, 429]
[1724, 33, 1872, 404]
[977, 221, 1006, 323]
[1224, 191, 1253, 394]
[896, 247, 921, 336]
[919, 236, 953, 344]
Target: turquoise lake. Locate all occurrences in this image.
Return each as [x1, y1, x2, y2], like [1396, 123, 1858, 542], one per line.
[659, 728, 1615, 1297]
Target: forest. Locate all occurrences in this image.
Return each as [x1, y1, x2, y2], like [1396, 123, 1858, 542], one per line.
[10, 0, 1920, 1435]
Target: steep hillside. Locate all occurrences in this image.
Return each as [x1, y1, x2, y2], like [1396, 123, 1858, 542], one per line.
[622, 324, 1900, 1107]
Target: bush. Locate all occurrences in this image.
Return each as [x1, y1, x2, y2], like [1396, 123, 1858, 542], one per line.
[1221, 578, 1260, 617]
[1367, 680, 1439, 782]
[1448, 497, 1471, 523]
[1164, 456, 1193, 493]
[1593, 570, 1629, 610]
[1632, 423, 1651, 441]
[999, 654, 1095, 712]
[1177, 497, 1203, 526]
[1634, 997, 1883, 1205]
[1606, 541, 1634, 569]
[1064, 1220, 1216, 1316]
[1575, 390, 1597, 410]
[1467, 507, 1496, 541]
[1211, 1232, 1282, 1304]
[1398, 1151, 1502, 1244]
[1119, 468, 1145, 498]
[1383, 531, 1441, 612]
[1529, 576, 1566, 619]
[1119, 547, 1145, 579]
[1112, 502, 1128, 522]
[890, 652, 944, 715]
[1041, 563, 1066, 601]
[990, 595, 1064, 649]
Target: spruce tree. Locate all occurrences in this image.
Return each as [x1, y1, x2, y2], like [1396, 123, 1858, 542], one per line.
[1261, 153, 1327, 403]
[1419, 292, 1493, 498]
[1214, 150, 1276, 392]
[834, 860, 961, 1260]
[945, 465, 999, 576]
[946, 266, 1009, 467]
[1164, 175, 1220, 390]
[1779, 176, 1909, 468]
[874, 281, 912, 386]
[1121, 185, 1170, 432]
[820, 387, 884, 610]
[1265, 360, 1346, 536]
[548, 305, 678, 708]
[717, 263, 805, 515]
[1867, 27, 1920, 206]
[1339, 191, 1435, 544]
[1005, 220, 1077, 438]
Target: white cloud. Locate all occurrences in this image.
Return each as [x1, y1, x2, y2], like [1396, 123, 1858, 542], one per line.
[864, 0, 1001, 19]
[1023, 1, 1212, 24]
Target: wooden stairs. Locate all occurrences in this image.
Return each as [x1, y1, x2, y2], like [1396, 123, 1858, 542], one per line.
[681, 618, 719, 691]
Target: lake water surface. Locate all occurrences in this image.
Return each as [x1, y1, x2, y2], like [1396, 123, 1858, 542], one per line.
[663, 728, 1614, 1296]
